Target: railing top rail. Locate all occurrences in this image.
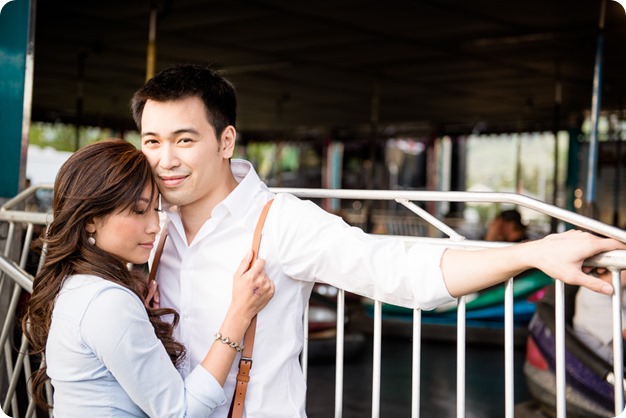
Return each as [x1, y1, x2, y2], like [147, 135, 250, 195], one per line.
[0, 253, 34, 293]
[0, 210, 49, 224]
[0, 184, 53, 212]
[270, 188, 626, 243]
[3, 185, 626, 245]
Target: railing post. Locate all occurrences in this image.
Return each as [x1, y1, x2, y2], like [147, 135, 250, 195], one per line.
[372, 300, 382, 418]
[411, 309, 421, 418]
[504, 277, 515, 418]
[611, 268, 624, 415]
[555, 281, 567, 418]
[335, 289, 345, 418]
[457, 295, 466, 418]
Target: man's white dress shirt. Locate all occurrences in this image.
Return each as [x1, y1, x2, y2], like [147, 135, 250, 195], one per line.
[155, 159, 453, 418]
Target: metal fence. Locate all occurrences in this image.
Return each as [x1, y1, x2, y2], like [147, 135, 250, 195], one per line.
[1, 185, 625, 417]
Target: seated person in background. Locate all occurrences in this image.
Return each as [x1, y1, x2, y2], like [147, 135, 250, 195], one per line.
[485, 209, 528, 243]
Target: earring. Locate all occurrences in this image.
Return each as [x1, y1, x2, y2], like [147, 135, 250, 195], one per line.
[88, 234, 96, 245]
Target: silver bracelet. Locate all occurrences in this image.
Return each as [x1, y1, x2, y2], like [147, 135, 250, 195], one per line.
[214, 332, 244, 352]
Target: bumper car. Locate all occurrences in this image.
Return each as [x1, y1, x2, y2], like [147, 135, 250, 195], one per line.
[524, 284, 621, 417]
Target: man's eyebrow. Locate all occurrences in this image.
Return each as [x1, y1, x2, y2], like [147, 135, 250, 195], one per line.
[141, 128, 200, 138]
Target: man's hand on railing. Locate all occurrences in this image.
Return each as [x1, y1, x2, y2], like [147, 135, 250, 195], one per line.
[585, 264, 626, 294]
[441, 229, 626, 298]
[533, 230, 626, 295]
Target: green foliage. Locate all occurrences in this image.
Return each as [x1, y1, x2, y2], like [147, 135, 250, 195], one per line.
[29, 123, 78, 151]
[29, 122, 140, 151]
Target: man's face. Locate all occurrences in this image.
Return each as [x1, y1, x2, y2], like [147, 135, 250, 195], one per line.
[140, 96, 235, 210]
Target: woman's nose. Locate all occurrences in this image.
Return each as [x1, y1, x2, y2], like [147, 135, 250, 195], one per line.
[147, 213, 161, 234]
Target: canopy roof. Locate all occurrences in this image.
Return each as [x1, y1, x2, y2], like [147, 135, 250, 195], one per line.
[30, 0, 626, 138]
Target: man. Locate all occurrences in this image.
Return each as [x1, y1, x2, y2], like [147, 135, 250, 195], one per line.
[131, 64, 624, 418]
[485, 209, 528, 242]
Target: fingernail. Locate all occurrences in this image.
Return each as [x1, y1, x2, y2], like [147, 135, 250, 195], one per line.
[602, 284, 614, 295]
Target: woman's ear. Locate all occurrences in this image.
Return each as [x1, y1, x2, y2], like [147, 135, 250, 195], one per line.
[85, 221, 96, 234]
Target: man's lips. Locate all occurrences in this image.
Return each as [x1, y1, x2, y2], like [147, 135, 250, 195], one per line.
[159, 175, 187, 187]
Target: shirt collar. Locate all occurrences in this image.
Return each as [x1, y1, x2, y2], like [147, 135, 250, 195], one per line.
[218, 159, 265, 221]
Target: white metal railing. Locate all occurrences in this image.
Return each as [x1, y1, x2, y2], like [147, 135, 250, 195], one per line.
[0, 186, 47, 418]
[275, 187, 626, 418]
[1, 185, 626, 417]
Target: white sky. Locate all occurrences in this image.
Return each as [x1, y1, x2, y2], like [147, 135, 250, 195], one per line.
[25, 145, 73, 186]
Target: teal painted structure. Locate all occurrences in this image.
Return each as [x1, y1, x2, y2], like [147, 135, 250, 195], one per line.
[0, 0, 31, 198]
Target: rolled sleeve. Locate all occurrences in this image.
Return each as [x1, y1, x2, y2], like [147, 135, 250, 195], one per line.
[405, 242, 454, 310]
[184, 365, 227, 414]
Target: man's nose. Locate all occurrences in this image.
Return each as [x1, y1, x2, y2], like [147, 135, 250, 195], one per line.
[159, 144, 180, 169]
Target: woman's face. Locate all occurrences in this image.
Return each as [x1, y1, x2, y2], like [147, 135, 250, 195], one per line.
[89, 185, 161, 265]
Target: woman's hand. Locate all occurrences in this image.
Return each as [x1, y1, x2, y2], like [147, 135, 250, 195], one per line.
[144, 280, 160, 309]
[230, 250, 275, 323]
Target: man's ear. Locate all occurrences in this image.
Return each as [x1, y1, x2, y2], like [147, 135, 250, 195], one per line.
[220, 125, 237, 158]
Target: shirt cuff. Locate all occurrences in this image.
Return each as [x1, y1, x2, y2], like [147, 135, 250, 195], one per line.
[184, 365, 227, 413]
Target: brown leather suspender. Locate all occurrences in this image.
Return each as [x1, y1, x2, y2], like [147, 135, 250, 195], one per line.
[228, 198, 273, 418]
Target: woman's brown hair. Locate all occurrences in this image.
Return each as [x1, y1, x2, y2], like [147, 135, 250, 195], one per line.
[22, 139, 185, 409]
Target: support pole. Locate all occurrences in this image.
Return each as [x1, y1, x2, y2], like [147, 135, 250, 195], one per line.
[146, 7, 157, 81]
[365, 76, 381, 232]
[585, 0, 607, 218]
[551, 72, 562, 233]
[368, 76, 381, 190]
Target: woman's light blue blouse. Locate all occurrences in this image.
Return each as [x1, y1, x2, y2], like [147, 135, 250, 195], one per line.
[46, 274, 225, 417]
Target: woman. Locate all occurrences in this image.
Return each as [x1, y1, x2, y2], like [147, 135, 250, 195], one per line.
[22, 139, 274, 417]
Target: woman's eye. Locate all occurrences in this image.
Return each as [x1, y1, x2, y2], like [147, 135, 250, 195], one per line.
[132, 205, 150, 215]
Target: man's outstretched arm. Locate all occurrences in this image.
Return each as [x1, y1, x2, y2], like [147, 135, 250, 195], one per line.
[441, 229, 626, 298]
